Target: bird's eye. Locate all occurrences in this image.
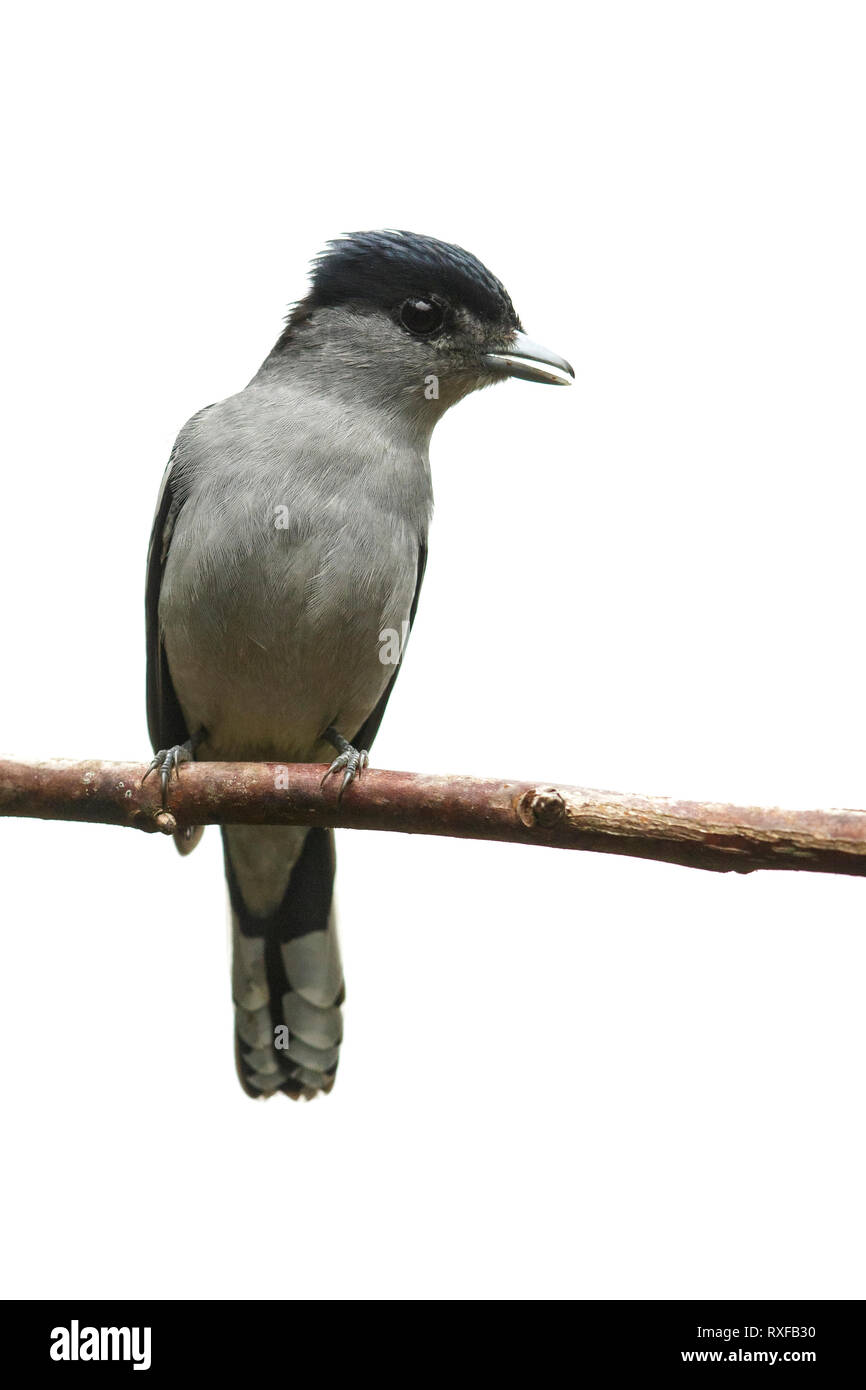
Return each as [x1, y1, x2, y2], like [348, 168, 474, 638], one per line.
[399, 297, 446, 336]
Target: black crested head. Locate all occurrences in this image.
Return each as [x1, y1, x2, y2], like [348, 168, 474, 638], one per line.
[259, 229, 573, 404]
[293, 230, 522, 331]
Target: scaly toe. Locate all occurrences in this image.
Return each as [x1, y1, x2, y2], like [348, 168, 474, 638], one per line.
[142, 742, 193, 810]
[321, 752, 350, 789]
[320, 744, 369, 797]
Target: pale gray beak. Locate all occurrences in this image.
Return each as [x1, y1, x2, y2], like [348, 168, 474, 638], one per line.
[482, 330, 574, 386]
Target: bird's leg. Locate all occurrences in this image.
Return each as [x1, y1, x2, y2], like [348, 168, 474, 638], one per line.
[320, 726, 369, 797]
[142, 728, 206, 809]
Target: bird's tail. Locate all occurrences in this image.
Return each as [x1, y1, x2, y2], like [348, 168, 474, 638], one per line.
[222, 824, 345, 1100]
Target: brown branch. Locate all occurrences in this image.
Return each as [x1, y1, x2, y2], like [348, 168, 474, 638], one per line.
[1, 756, 865, 877]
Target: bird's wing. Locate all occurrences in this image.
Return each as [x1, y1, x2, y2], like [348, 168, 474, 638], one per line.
[145, 452, 190, 753]
[352, 538, 427, 752]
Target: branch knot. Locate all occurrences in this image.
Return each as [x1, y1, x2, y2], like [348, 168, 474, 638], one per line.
[516, 785, 566, 830]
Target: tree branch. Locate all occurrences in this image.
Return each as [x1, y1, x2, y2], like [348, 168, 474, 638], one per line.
[1, 756, 864, 877]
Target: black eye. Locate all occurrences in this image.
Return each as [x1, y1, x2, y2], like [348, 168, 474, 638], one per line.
[399, 297, 446, 336]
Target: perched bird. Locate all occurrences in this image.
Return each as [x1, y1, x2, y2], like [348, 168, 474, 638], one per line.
[145, 230, 573, 1100]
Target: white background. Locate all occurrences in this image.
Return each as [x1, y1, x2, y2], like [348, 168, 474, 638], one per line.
[1, 2, 863, 1300]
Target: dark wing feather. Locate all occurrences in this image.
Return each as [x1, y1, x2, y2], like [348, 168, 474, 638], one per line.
[352, 539, 427, 752]
[145, 459, 189, 753]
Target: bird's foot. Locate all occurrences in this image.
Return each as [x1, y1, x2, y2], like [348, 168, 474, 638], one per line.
[142, 739, 195, 810]
[320, 728, 369, 797]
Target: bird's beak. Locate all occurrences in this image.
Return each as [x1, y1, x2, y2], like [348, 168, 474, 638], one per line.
[482, 330, 574, 386]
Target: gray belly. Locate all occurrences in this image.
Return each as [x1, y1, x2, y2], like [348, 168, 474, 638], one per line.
[160, 503, 418, 761]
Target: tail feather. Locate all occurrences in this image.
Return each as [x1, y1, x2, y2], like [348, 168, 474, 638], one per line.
[174, 824, 205, 856]
[223, 824, 344, 1101]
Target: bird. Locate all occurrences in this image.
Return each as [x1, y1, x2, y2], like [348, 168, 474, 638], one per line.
[144, 230, 573, 1100]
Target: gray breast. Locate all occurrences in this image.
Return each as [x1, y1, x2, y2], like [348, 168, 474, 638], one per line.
[159, 382, 431, 761]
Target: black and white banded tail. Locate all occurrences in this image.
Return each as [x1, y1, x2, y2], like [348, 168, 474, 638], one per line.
[224, 824, 344, 1100]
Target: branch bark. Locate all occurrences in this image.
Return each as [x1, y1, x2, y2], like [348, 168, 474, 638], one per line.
[1, 756, 865, 877]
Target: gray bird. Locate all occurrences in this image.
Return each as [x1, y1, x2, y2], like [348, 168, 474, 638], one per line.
[145, 230, 573, 1100]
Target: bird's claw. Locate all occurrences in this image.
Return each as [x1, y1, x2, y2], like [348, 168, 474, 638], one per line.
[142, 741, 193, 809]
[321, 745, 368, 797]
